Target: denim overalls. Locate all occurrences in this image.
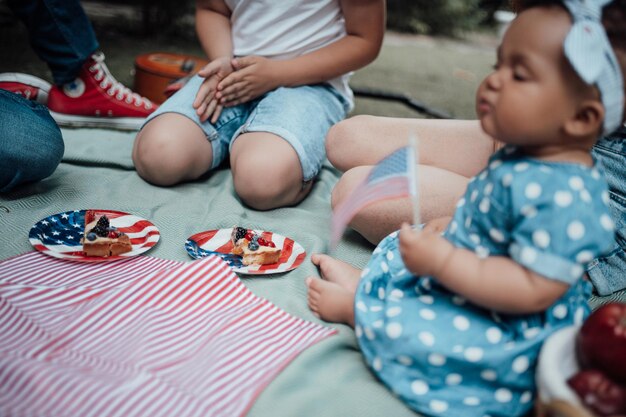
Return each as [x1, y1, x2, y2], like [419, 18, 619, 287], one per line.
[589, 126, 626, 295]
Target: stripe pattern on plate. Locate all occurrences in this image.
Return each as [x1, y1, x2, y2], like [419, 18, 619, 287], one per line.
[0, 252, 336, 417]
[29, 209, 160, 261]
[186, 228, 306, 275]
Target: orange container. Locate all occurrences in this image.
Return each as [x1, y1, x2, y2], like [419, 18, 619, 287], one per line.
[134, 52, 208, 104]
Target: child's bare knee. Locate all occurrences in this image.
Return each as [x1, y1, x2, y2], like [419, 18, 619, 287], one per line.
[233, 162, 300, 210]
[331, 177, 349, 210]
[133, 132, 167, 182]
[331, 166, 371, 210]
[326, 115, 374, 170]
[331, 176, 368, 228]
[326, 120, 353, 169]
[133, 131, 186, 186]
[235, 180, 289, 210]
[327, 115, 371, 146]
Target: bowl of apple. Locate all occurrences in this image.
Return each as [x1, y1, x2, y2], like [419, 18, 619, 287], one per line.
[536, 302, 626, 417]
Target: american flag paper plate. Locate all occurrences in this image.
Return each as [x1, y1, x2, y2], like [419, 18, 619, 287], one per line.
[185, 228, 306, 275]
[29, 209, 160, 262]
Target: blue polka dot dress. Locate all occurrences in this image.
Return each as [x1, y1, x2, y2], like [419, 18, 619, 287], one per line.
[354, 146, 615, 417]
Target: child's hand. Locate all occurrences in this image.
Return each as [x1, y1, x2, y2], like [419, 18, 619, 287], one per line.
[398, 223, 454, 277]
[422, 216, 452, 234]
[193, 57, 234, 123]
[194, 76, 222, 123]
[216, 56, 278, 106]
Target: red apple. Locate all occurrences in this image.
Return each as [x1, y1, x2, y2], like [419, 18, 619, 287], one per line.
[576, 302, 626, 384]
[568, 369, 626, 416]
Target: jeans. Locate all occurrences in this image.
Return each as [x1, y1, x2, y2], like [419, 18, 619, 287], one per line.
[589, 126, 626, 295]
[7, 0, 99, 85]
[0, 90, 64, 192]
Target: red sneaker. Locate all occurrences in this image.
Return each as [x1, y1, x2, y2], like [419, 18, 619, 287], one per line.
[0, 73, 51, 104]
[47, 52, 158, 130]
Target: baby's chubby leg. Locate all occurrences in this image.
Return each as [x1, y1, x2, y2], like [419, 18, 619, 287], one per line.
[132, 114, 214, 186]
[230, 132, 312, 210]
[305, 254, 362, 326]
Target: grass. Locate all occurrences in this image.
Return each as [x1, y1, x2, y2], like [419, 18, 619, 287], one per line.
[352, 33, 495, 119]
[0, 8, 497, 121]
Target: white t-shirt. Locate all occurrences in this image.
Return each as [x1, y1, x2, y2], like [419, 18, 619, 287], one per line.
[224, 0, 353, 106]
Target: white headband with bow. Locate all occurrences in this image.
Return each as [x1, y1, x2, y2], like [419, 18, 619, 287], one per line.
[562, 0, 624, 134]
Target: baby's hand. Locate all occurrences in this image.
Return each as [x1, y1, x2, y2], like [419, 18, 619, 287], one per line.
[398, 223, 453, 277]
[193, 57, 234, 123]
[422, 216, 452, 234]
[216, 56, 278, 106]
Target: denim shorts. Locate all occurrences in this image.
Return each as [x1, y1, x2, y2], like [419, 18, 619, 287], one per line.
[145, 75, 350, 181]
[588, 127, 626, 295]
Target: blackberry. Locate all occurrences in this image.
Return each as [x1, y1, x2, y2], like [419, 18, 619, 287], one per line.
[234, 227, 247, 242]
[91, 227, 107, 237]
[92, 215, 110, 237]
[95, 215, 110, 229]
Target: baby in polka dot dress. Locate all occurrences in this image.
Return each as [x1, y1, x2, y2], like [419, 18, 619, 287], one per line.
[305, 0, 626, 416]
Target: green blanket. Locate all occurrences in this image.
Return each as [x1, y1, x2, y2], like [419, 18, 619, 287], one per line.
[0, 128, 624, 416]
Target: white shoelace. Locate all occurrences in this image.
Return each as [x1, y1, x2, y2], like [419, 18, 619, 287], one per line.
[89, 53, 153, 109]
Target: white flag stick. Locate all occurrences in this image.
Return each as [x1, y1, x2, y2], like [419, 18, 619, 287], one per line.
[408, 134, 421, 227]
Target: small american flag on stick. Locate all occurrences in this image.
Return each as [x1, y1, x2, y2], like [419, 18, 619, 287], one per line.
[330, 136, 420, 248]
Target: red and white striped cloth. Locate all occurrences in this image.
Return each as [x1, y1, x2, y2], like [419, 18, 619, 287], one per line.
[0, 252, 336, 417]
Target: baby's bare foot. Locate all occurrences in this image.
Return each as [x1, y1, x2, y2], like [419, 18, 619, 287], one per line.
[311, 253, 361, 294]
[306, 277, 355, 326]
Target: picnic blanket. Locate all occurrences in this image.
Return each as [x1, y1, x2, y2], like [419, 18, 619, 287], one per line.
[1, 127, 625, 417]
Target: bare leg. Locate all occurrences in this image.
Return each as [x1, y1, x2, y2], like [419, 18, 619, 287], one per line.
[326, 116, 496, 244]
[326, 116, 494, 176]
[306, 254, 362, 326]
[332, 164, 470, 244]
[230, 132, 313, 210]
[132, 114, 214, 186]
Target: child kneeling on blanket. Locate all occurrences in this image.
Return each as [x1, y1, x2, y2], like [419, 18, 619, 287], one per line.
[306, 0, 626, 416]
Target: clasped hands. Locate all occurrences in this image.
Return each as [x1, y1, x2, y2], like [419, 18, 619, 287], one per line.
[193, 55, 278, 123]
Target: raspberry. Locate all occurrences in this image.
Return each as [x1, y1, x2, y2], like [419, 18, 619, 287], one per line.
[108, 231, 119, 238]
[257, 237, 275, 247]
[245, 231, 255, 241]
